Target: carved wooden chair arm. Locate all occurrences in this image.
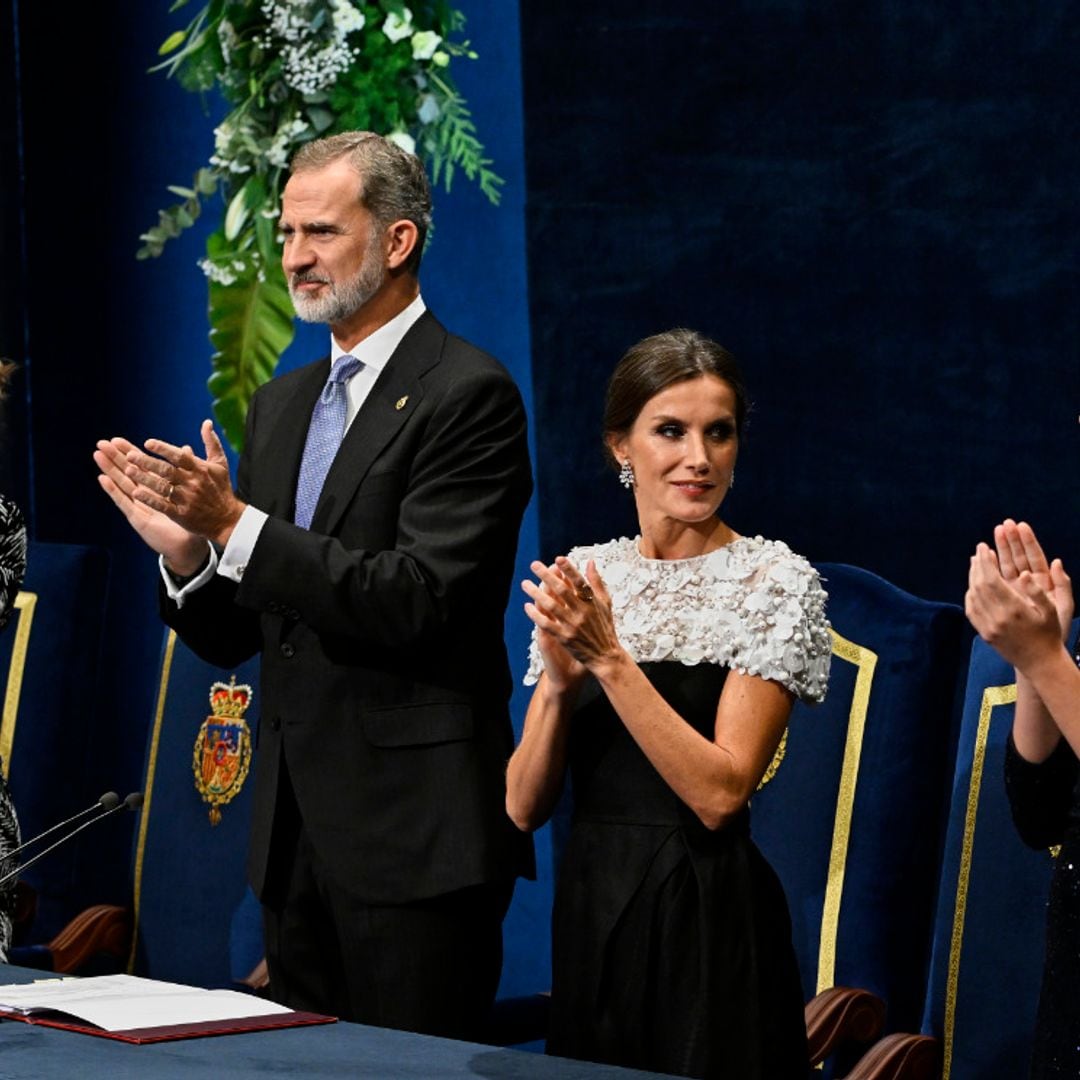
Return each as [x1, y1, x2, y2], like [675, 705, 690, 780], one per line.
[805, 985, 887, 1065]
[844, 1032, 942, 1080]
[44, 904, 131, 974]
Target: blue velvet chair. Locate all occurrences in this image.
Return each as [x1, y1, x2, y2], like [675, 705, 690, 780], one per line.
[126, 629, 263, 988]
[920, 622, 1078, 1080]
[0, 541, 111, 938]
[751, 562, 969, 1051]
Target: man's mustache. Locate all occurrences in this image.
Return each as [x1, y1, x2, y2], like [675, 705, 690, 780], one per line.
[290, 272, 332, 288]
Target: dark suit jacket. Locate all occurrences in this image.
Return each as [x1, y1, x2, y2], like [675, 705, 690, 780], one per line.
[162, 311, 535, 904]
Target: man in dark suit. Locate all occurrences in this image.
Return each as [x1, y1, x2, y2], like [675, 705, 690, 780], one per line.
[94, 132, 533, 1037]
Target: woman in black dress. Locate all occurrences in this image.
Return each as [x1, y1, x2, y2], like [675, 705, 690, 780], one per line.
[0, 360, 26, 960]
[507, 331, 830, 1078]
[966, 519, 1080, 1080]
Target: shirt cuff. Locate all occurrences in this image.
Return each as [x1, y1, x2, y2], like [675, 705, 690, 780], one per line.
[218, 505, 269, 583]
[159, 544, 217, 608]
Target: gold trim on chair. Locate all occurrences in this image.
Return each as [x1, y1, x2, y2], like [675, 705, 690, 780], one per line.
[127, 629, 178, 973]
[941, 682, 1016, 1080]
[1, 591, 38, 781]
[816, 629, 878, 995]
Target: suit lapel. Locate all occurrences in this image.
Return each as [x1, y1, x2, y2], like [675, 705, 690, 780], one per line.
[314, 310, 447, 535]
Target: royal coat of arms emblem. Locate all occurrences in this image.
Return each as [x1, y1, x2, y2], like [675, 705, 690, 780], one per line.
[192, 675, 253, 826]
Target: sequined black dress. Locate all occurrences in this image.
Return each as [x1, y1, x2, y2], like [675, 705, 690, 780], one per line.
[526, 536, 831, 1079]
[1005, 730, 1080, 1080]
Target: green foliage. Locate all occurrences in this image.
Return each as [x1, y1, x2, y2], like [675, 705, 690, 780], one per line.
[422, 75, 503, 204]
[206, 248, 295, 452]
[140, 0, 502, 450]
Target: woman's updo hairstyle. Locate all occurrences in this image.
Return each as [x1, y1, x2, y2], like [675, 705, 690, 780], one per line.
[602, 329, 748, 469]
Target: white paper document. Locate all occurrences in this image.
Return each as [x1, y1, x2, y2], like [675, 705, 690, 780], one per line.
[0, 973, 293, 1031]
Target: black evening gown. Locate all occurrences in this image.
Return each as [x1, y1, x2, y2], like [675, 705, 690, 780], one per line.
[1005, 730, 1080, 1080]
[547, 661, 809, 1080]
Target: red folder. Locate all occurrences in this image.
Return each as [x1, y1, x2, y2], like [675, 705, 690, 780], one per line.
[0, 1007, 336, 1043]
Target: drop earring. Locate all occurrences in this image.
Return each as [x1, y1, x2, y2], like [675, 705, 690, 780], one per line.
[619, 460, 635, 489]
[729, 470, 735, 490]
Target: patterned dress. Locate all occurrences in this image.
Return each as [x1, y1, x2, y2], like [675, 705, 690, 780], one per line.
[526, 535, 830, 1078]
[0, 493, 27, 961]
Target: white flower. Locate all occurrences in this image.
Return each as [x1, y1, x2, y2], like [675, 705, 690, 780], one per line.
[382, 8, 413, 43]
[217, 19, 239, 65]
[432, 49, 450, 68]
[768, 559, 808, 594]
[198, 258, 238, 286]
[744, 589, 771, 612]
[282, 38, 357, 95]
[410, 29, 442, 61]
[385, 130, 416, 155]
[213, 120, 234, 155]
[262, 0, 311, 44]
[703, 547, 731, 578]
[771, 598, 804, 638]
[265, 112, 310, 167]
[603, 562, 629, 587]
[782, 643, 807, 673]
[653, 633, 676, 659]
[330, 0, 365, 36]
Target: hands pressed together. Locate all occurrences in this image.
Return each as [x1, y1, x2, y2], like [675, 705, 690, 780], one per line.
[93, 419, 246, 576]
[965, 519, 1074, 673]
[522, 556, 624, 689]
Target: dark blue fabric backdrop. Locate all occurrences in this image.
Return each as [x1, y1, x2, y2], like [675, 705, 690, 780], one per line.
[3, 0, 1079, 1016]
[520, 3, 1079, 602]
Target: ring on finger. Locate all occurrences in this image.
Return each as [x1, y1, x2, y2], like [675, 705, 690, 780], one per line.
[576, 584, 594, 602]
[167, 482, 175, 502]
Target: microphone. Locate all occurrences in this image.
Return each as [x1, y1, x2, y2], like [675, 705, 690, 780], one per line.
[0, 791, 143, 889]
[1, 792, 121, 862]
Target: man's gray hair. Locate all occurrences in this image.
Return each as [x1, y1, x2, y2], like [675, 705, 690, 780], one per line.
[291, 132, 432, 274]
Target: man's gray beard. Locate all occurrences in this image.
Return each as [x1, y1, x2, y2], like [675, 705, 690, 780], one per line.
[289, 249, 385, 325]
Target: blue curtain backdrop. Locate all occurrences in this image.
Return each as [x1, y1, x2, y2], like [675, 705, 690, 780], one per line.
[520, 2, 1079, 602]
[3, 0, 1078, 1007]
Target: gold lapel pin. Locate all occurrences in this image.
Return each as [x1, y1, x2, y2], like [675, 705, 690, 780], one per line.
[395, 395, 409, 411]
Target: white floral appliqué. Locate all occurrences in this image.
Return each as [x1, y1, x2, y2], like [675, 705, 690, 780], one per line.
[524, 535, 831, 702]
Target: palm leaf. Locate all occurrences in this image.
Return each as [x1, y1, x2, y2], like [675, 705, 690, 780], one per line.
[206, 257, 294, 452]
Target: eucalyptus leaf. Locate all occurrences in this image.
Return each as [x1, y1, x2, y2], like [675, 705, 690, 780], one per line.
[195, 168, 219, 195]
[307, 106, 335, 133]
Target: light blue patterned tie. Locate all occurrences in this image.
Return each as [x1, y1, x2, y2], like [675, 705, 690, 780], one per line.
[294, 356, 362, 529]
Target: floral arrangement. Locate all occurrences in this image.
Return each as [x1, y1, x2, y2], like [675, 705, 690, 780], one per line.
[138, 0, 501, 450]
